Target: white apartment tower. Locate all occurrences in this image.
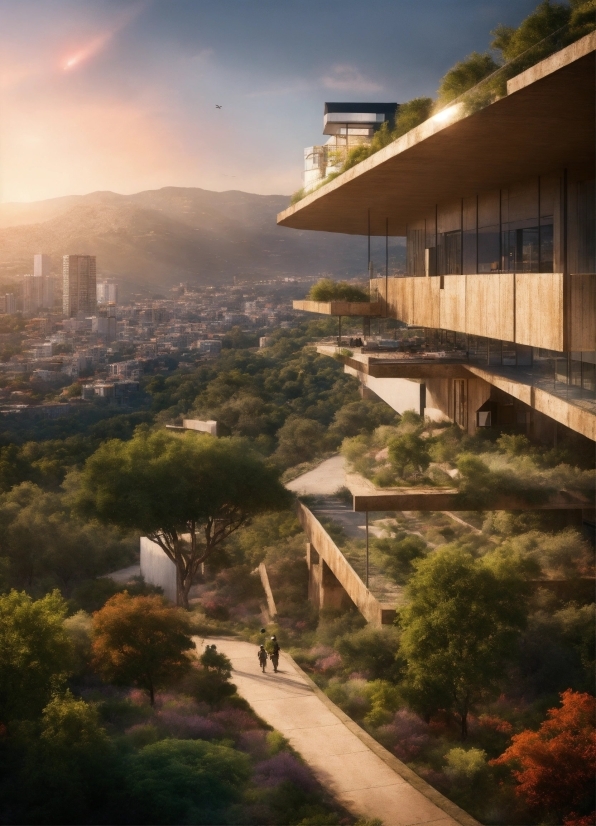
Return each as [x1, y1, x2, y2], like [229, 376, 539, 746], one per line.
[34, 254, 53, 308]
[63, 255, 97, 317]
[96, 279, 118, 305]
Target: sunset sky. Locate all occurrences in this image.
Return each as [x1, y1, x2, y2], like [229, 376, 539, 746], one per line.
[0, 0, 538, 204]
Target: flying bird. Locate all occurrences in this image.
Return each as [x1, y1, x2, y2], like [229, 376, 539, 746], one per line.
[215, 104, 222, 109]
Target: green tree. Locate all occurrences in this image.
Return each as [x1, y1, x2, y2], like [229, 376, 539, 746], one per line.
[0, 590, 73, 723]
[398, 547, 529, 738]
[274, 415, 328, 469]
[437, 52, 499, 105]
[374, 534, 427, 584]
[392, 97, 434, 139]
[92, 592, 195, 704]
[77, 430, 290, 606]
[491, 1, 571, 63]
[388, 432, 431, 478]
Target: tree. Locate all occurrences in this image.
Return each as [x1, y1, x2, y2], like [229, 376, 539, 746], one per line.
[491, 1, 571, 63]
[274, 415, 327, 469]
[437, 52, 500, 105]
[398, 547, 529, 738]
[77, 430, 290, 607]
[388, 432, 431, 478]
[0, 590, 73, 724]
[92, 592, 195, 704]
[492, 690, 595, 823]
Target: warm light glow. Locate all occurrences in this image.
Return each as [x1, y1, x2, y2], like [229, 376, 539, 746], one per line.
[432, 103, 462, 125]
[61, 2, 148, 72]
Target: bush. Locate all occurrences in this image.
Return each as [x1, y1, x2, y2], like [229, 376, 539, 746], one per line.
[126, 739, 251, 824]
[307, 279, 369, 303]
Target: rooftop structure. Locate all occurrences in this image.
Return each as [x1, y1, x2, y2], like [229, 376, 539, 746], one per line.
[304, 101, 398, 193]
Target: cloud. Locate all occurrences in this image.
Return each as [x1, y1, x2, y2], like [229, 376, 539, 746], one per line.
[320, 64, 383, 93]
[245, 79, 309, 99]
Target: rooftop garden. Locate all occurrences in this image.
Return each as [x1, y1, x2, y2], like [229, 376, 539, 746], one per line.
[306, 278, 370, 303]
[291, 0, 596, 204]
[341, 411, 595, 508]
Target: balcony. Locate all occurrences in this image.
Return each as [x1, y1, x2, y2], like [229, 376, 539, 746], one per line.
[293, 299, 384, 317]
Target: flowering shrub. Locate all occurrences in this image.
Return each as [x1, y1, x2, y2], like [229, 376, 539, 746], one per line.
[209, 707, 261, 735]
[157, 710, 225, 740]
[314, 651, 343, 673]
[254, 752, 317, 793]
[376, 709, 430, 761]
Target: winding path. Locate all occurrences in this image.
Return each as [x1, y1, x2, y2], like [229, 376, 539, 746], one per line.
[197, 637, 479, 826]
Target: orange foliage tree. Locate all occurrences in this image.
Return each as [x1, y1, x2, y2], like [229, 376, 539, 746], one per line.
[92, 593, 195, 705]
[492, 690, 596, 823]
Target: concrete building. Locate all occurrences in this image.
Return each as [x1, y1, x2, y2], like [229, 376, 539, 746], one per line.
[282, 34, 596, 446]
[304, 102, 398, 192]
[279, 34, 596, 623]
[63, 255, 97, 317]
[34, 254, 54, 309]
[3, 294, 17, 314]
[97, 280, 118, 305]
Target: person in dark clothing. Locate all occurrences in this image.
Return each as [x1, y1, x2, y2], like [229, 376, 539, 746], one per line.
[258, 645, 268, 673]
[268, 635, 280, 673]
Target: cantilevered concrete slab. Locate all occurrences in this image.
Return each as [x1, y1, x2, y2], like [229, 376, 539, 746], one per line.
[294, 300, 384, 316]
[278, 33, 595, 236]
[346, 472, 593, 512]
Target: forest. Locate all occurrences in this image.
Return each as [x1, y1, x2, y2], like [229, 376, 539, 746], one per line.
[0, 316, 594, 826]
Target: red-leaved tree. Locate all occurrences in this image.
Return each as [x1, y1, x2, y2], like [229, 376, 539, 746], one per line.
[492, 690, 596, 823]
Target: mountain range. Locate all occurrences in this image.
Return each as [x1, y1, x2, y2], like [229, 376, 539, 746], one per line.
[0, 187, 369, 295]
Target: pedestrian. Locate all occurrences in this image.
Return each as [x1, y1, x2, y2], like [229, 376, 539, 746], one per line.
[268, 635, 280, 673]
[258, 644, 268, 673]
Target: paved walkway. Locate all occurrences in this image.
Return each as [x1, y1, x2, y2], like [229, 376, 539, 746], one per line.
[286, 454, 346, 496]
[198, 637, 476, 826]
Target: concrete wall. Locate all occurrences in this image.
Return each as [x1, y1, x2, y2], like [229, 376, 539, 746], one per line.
[298, 503, 396, 626]
[182, 419, 218, 436]
[140, 536, 177, 603]
[345, 366, 423, 416]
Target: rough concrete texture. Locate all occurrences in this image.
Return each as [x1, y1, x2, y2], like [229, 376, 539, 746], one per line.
[199, 637, 478, 826]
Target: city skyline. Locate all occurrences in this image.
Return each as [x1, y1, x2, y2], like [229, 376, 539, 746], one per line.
[1, 0, 537, 204]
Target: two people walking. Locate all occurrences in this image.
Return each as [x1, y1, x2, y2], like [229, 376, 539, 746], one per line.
[258, 635, 280, 673]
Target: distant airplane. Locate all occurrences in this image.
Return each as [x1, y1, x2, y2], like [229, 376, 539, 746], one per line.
[215, 104, 222, 109]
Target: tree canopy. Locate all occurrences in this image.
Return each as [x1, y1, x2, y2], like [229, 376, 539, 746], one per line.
[0, 589, 73, 724]
[398, 547, 530, 738]
[92, 592, 196, 704]
[77, 430, 290, 606]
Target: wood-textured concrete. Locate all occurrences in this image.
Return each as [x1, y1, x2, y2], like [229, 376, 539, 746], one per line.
[198, 637, 479, 826]
[293, 300, 384, 317]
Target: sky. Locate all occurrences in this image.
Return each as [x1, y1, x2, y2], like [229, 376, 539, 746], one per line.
[0, 0, 540, 204]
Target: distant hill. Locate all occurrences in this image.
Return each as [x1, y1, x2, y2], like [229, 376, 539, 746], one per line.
[0, 187, 370, 295]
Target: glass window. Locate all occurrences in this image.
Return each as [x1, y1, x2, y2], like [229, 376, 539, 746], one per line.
[438, 230, 462, 275]
[407, 228, 425, 276]
[463, 229, 477, 274]
[539, 222, 553, 272]
[478, 225, 500, 273]
[577, 180, 595, 273]
[502, 227, 540, 272]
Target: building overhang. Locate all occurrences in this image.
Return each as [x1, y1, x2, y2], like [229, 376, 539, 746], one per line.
[279, 34, 596, 236]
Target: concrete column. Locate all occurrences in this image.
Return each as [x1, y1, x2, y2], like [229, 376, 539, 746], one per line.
[320, 559, 352, 611]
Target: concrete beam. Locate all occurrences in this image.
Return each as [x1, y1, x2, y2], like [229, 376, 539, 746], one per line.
[294, 300, 384, 317]
[351, 488, 592, 513]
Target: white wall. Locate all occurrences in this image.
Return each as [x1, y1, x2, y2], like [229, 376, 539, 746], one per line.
[140, 537, 177, 603]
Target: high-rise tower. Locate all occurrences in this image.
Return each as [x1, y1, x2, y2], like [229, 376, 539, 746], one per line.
[33, 253, 53, 309]
[62, 255, 96, 317]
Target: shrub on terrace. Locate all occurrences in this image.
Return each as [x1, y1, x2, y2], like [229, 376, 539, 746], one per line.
[307, 278, 369, 303]
[436, 52, 500, 106]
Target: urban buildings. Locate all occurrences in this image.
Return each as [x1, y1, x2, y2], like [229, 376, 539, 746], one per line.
[279, 32, 596, 624]
[63, 254, 97, 317]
